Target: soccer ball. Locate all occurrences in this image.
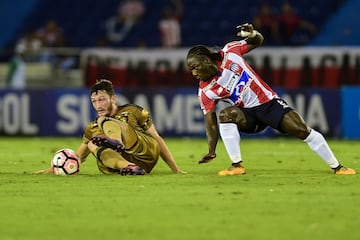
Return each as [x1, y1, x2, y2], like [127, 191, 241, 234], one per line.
[51, 148, 80, 176]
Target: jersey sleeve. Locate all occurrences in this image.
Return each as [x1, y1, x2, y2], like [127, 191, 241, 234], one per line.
[82, 122, 94, 144]
[198, 88, 217, 114]
[137, 108, 153, 131]
[82, 120, 102, 144]
[222, 40, 249, 56]
[114, 104, 153, 132]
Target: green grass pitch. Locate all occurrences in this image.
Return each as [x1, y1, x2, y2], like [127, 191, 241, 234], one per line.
[0, 137, 359, 240]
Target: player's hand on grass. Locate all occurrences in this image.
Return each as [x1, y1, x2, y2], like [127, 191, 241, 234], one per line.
[198, 153, 216, 164]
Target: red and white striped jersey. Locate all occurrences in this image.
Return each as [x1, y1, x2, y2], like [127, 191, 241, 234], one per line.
[198, 40, 278, 114]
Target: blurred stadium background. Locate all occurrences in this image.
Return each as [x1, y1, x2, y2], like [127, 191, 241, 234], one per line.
[1, 0, 359, 49]
[0, 0, 359, 139]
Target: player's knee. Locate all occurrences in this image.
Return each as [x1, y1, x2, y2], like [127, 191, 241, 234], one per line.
[219, 107, 246, 125]
[286, 123, 311, 140]
[282, 110, 311, 140]
[97, 116, 115, 131]
[97, 116, 107, 125]
[297, 126, 311, 140]
[219, 107, 236, 122]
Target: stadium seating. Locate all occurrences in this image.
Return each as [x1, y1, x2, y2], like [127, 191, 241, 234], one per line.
[310, 0, 360, 46]
[0, 0, 38, 49]
[0, 0, 358, 50]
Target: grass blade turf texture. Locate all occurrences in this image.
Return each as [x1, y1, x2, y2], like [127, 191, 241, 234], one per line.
[0, 137, 359, 240]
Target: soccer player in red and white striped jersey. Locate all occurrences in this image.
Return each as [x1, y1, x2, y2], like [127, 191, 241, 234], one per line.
[187, 23, 355, 176]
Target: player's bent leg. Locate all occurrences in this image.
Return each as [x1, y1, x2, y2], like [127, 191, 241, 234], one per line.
[218, 107, 248, 176]
[219, 106, 247, 129]
[280, 110, 311, 140]
[94, 147, 129, 167]
[94, 147, 146, 175]
[120, 164, 146, 175]
[119, 131, 160, 174]
[219, 106, 265, 133]
[121, 152, 158, 174]
[97, 116, 124, 141]
[96, 159, 146, 175]
[97, 116, 139, 150]
[91, 136, 125, 153]
[282, 111, 356, 175]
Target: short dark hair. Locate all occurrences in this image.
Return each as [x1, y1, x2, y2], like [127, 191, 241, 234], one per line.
[90, 79, 115, 96]
[187, 45, 223, 61]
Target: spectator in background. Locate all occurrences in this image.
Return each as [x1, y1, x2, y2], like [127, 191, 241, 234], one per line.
[253, 2, 279, 45]
[276, 1, 316, 46]
[14, 31, 43, 62]
[6, 31, 43, 89]
[37, 19, 77, 73]
[36, 19, 67, 64]
[36, 19, 65, 47]
[158, 0, 183, 48]
[6, 46, 26, 89]
[105, 0, 145, 45]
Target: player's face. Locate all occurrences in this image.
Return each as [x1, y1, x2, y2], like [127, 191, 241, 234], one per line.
[187, 55, 218, 81]
[90, 90, 115, 116]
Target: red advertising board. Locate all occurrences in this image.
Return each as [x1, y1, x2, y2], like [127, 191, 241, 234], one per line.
[81, 47, 360, 89]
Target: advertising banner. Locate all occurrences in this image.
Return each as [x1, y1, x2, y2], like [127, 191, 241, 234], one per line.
[341, 87, 360, 139]
[81, 47, 360, 89]
[0, 88, 343, 138]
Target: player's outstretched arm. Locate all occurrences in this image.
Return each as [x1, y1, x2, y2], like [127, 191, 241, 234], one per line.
[199, 111, 218, 164]
[236, 23, 264, 51]
[146, 125, 186, 173]
[76, 143, 91, 164]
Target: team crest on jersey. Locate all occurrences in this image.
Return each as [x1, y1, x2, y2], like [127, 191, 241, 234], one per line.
[217, 86, 224, 95]
[230, 63, 240, 73]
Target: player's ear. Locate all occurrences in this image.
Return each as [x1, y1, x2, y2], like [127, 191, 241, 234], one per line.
[111, 95, 117, 103]
[202, 55, 212, 64]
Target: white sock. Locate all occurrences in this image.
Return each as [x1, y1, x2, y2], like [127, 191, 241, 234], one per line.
[304, 129, 340, 168]
[219, 123, 242, 164]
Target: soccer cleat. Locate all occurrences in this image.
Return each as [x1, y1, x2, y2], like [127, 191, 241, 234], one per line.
[218, 165, 246, 176]
[120, 165, 146, 176]
[334, 165, 356, 175]
[91, 136, 125, 153]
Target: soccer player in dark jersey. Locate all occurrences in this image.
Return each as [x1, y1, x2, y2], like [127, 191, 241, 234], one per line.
[36, 79, 185, 175]
[186, 23, 355, 176]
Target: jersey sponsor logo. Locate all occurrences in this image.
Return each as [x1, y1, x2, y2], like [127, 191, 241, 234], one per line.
[225, 73, 240, 92]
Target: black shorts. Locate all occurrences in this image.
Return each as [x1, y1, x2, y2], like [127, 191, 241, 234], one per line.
[241, 98, 293, 133]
